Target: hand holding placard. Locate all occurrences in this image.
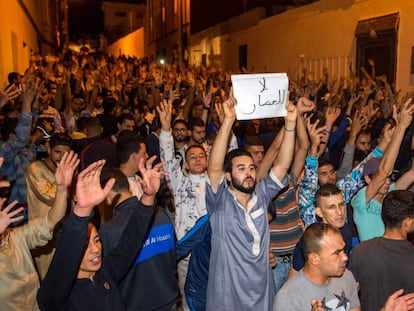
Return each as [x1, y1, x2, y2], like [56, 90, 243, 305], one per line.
[231, 73, 288, 120]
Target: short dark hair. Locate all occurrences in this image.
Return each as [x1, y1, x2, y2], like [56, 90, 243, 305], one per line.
[116, 130, 145, 164]
[84, 116, 102, 130]
[172, 119, 188, 129]
[103, 97, 117, 114]
[188, 117, 205, 131]
[382, 190, 414, 229]
[318, 157, 335, 169]
[49, 133, 73, 149]
[117, 113, 134, 125]
[244, 137, 264, 151]
[192, 98, 204, 108]
[76, 117, 90, 132]
[7, 72, 19, 84]
[301, 222, 340, 261]
[356, 129, 371, 141]
[100, 167, 130, 193]
[185, 144, 206, 160]
[224, 148, 253, 173]
[315, 184, 342, 208]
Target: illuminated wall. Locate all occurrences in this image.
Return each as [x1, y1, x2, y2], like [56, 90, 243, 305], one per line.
[189, 0, 414, 93]
[0, 0, 58, 85]
[107, 27, 145, 59]
[0, 1, 37, 85]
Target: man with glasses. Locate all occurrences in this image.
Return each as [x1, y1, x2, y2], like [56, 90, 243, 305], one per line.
[171, 119, 189, 169]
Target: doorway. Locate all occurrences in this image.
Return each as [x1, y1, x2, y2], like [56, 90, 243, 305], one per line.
[355, 13, 399, 84]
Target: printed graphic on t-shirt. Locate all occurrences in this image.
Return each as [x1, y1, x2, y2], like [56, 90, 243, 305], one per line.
[321, 291, 350, 311]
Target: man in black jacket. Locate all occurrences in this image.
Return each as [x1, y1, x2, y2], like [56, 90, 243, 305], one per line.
[37, 157, 164, 310]
[99, 165, 178, 311]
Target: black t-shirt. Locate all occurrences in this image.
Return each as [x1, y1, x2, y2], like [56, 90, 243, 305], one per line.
[349, 237, 414, 311]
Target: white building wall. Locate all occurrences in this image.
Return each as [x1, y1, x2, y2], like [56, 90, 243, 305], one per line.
[190, 0, 414, 93]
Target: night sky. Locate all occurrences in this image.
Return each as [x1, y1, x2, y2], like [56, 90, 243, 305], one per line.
[68, 0, 103, 40]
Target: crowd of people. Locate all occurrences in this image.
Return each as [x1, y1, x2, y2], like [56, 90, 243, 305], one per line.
[0, 50, 414, 311]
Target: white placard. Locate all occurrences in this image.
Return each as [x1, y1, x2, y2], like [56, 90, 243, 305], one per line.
[231, 73, 288, 120]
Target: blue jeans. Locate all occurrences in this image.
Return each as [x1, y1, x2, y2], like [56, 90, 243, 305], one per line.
[272, 259, 292, 293]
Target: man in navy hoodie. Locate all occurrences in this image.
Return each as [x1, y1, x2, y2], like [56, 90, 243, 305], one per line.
[99, 165, 178, 310]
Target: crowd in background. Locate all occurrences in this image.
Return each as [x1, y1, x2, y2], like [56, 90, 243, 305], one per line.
[0, 49, 413, 311]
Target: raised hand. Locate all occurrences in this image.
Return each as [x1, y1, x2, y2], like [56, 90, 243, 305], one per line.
[55, 151, 80, 188]
[203, 88, 213, 109]
[367, 99, 380, 120]
[306, 117, 326, 157]
[21, 78, 41, 109]
[0, 199, 24, 234]
[74, 160, 114, 217]
[156, 99, 173, 131]
[0, 84, 21, 108]
[346, 93, 360, 115]
[385, 121, 396, 139]
[285, 100, 298, 124]
[296, 97, 315, 115]
[138, 156, 168, 204]
[396, 98, 414, 129]
[325, 107, 341, 128]
[214, 101, 225, 125]
[350, 109, 368, 137]
[222, 90, 237, 121]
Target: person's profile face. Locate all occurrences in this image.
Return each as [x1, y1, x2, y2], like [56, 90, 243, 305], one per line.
[317, 231, 348, 278]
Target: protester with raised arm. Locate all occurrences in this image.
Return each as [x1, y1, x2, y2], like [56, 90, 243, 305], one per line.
[0, 151, 79, 311]
[38, 157, 164, 310]
[206, 93, 297, 310]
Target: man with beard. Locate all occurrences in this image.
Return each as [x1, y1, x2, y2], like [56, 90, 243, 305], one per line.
[205, 95, 297, 310]
[36, 84, 65, 133]
[171, 119, 189, 169]
[188, 118, 206, 147]
[63, 93, 91, 135]
[26, 133, 73, 279]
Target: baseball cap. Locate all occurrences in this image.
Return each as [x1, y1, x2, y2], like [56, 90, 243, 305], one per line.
[362, 157, 381, 177]
[36, 126, 51, 140]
